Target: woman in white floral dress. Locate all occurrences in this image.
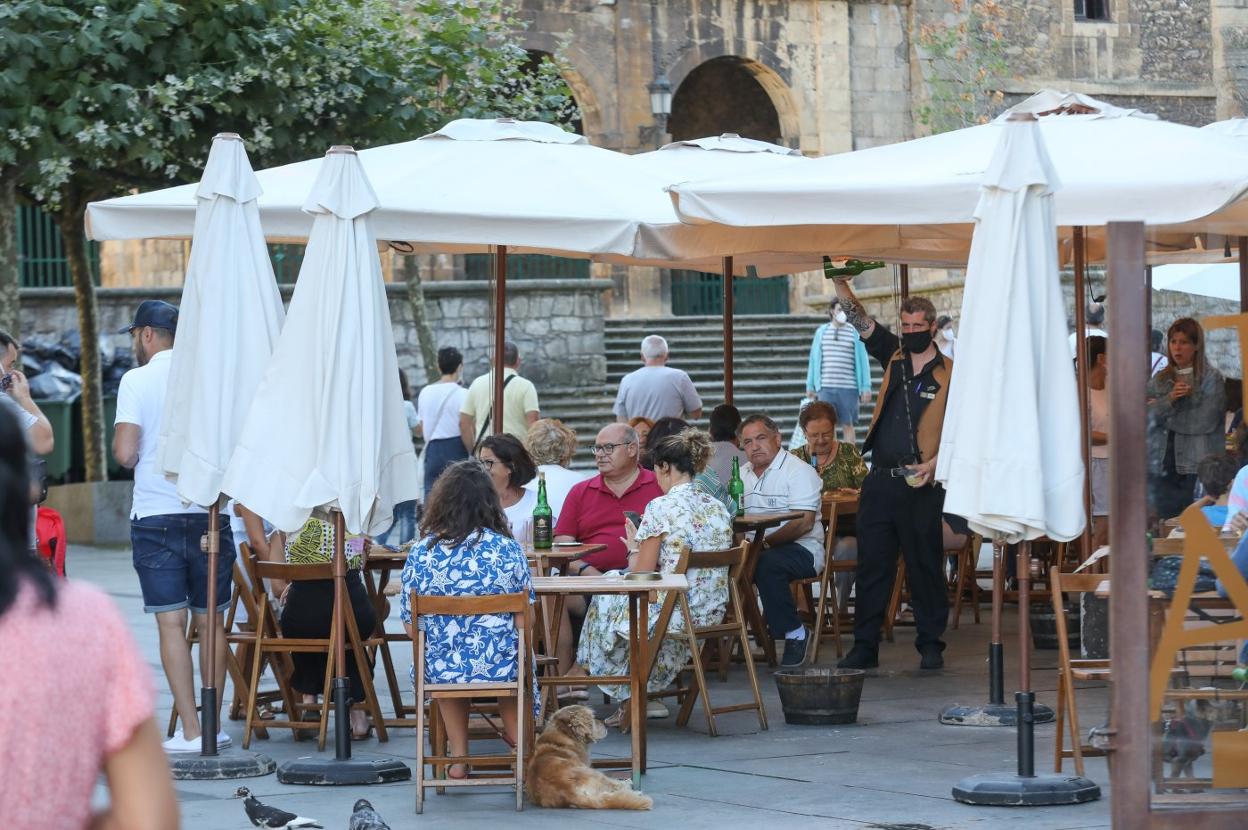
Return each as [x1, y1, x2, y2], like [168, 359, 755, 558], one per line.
[576, 429, 733, 726]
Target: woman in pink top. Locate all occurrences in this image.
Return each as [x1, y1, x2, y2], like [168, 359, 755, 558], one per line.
[0, 406, 177, 830]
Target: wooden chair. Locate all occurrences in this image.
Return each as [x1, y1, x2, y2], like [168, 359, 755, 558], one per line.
[242, 559, 390, 750]
[646, 543, 768, 736]
[410, 592, 530, 813]
[792, 498, 856, 661]
[949, 533, 983, 629]
[883, 560, 909, 643]
[1051, 567, 1112, 776]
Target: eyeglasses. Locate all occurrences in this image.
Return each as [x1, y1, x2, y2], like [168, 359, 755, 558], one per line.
[479, 458, 499, 469]
[591, 441, 635, 456]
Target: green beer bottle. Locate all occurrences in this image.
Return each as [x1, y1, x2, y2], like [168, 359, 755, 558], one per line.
[729, 456, 745, 518]
[533, 471, 553, 550]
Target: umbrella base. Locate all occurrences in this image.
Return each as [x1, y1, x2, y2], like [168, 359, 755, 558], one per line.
[276, 755, 411, 786]
[952, 772, 1101, 806]
[169, 750, 276, 780]
[940, 701, 1054, 727]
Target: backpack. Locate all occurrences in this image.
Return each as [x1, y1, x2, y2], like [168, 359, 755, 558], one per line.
[36, 506, 67, 577]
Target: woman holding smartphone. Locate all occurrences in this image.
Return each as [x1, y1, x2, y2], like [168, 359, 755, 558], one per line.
[1148, 318, 1226, 521]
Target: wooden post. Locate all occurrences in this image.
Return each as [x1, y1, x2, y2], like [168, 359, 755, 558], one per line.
[1239, 237, 1248, 313]
[1073, 226, 1093, 559]
[493, 245, 507, 436]
[1105, 221, 1149, 828]
[723, 255, 734, 405]
[899, 263, 910, 299]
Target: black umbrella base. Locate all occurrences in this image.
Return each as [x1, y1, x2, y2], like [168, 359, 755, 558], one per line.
[940, 701, 1054, 727]
[952, 773, 1101, 806]
[169, 750, 276, 780]
[276, 755, 411, 786]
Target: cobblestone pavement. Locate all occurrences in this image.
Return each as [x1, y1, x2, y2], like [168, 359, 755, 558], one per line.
[77, 544, 1111, 830]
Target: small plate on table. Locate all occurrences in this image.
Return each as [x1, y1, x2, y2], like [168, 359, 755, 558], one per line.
[553, 541, 583, 547]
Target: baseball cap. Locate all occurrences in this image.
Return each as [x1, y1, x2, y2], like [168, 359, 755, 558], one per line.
[120, 300, 178, 334]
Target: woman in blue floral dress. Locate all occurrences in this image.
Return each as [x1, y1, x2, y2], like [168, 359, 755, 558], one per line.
[576, 429, 733, 726]
[400, 460, 534, 778]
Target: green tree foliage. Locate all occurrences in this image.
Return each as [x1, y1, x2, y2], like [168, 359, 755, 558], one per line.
[0, 0, 576, 480]
[915, 0, 1009, 134]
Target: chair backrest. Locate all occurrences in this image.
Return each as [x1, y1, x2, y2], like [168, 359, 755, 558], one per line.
[252, 560, 335, 582]
[409, 591, 529, 618]
[678, 541, 748, 583]
[1050, 567, 1110, 668]
[821, 497, 853, 559]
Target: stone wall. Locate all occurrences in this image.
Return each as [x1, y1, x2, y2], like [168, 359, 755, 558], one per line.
[18, 279, 612, 390]
[848, 1, 913, 149]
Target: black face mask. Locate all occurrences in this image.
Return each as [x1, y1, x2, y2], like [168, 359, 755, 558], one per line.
[902, 330, 933, 354]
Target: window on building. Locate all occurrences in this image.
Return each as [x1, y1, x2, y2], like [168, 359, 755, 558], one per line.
[1074, 0, 1109, 21]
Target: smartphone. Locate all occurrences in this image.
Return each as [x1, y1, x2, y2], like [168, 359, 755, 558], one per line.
[623, 511, 642, 528]
[0, 373, 11, 393]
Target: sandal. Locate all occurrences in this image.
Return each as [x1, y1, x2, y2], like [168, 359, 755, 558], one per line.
[603, 708, 625, 729]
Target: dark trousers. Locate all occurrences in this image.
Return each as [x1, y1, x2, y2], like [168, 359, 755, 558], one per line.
[280, 574, 377, 702]
[753, 541, 818, 639]
[424, 437, 469, 499]
[853, 470, 948, 652]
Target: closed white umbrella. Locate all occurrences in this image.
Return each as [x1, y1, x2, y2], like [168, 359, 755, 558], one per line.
[935, 114, 1084, 543]
[158, 134, 286, 507]
[222, 146, 418, 536]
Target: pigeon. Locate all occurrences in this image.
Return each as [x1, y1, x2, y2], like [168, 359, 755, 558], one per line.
[348, 799, 391, 830]
[234, 787, 323, 829]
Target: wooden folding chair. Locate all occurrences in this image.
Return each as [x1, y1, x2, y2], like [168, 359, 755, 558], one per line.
[645, 543, 767, 736]
[1051, 567, 1112, 776]
[949, 533, 983, 629]
[410, 592, 530, 813]
[242, 560, 390, 750]
[883, 560, 909, 643]
[792, 498, 856, 661]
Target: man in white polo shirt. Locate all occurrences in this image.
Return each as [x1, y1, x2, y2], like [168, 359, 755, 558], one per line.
[112, 300, 234, 753]
[739, 414, 824, 668]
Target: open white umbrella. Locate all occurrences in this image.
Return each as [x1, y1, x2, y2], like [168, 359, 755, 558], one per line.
[935, 114, 1084, 543]
[1151, 262, 1242, 302]
[158, 134, 286, 507]
[221, 146, 418, 536]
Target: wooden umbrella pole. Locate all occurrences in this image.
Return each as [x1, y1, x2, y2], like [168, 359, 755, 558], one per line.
[723, 255, 734, 406]
[493, 245, 508, 436]
[332, 509, 351, 760]
[989, 536, 1005, 705]
[899, 263, 910, 299]
[1072, 226, 1093, 560]
[201, 502, 220, 756]
[1239, 237, 1248, 314]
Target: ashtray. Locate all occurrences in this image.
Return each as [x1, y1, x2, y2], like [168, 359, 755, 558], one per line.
[624, 571, 662, 582]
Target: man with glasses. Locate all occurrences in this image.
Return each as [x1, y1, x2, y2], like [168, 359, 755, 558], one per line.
[831, 277, 953, 672]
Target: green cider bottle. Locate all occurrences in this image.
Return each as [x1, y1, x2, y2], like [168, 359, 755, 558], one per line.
[729, 456, 746, 518]
[533, 471, 553, 550]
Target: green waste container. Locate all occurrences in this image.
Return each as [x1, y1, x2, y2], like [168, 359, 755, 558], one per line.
[34, 395, 79, 481]
[67, 395, 121, 480]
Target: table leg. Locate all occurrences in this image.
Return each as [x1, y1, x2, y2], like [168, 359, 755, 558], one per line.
[628, 593, 643, 789]
[739, 539, 777, 667]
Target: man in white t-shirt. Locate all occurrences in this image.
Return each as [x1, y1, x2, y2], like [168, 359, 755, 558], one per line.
[112, 300, 234, 753]
[613, 335, 702, 423]
[739, 414, 824, 668]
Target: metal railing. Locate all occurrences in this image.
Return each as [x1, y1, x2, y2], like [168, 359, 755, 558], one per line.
[670, 270, 790, 316]
[17, 204, 100, 287]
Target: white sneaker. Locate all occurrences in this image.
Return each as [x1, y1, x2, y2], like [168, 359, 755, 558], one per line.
[216, 731, 232, 749]
[646, 701, 670, 720]
[162, 731, 200, 753]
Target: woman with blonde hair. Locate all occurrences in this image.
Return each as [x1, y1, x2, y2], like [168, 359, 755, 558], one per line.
[1148, 317, 1226, 520]
[576, 428, 733, 726]
[524, 418, 587, 523]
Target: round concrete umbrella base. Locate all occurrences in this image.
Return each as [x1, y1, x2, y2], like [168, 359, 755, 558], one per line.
[940, 701, 1055, 727]
[276, 756, 412, 786]
[953, 773, 1101, 806]
[169, 751, 276, 780]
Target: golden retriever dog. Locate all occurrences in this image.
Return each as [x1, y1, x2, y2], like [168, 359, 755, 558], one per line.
[526, 705, 653, 810]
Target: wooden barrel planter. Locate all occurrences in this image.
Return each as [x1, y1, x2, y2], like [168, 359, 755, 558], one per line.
[1031, 602, 1080, 650]
[774, 668, 865, 725]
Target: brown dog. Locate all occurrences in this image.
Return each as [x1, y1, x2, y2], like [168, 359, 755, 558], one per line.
[526, 705, 653, 810]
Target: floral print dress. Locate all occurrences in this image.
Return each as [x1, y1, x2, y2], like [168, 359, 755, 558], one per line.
[577, 482, 733, 700]
[399, 528, 536, 710]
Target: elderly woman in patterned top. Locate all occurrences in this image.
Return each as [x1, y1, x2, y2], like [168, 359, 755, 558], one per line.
[577, 428, 733, 727]
[400, 459, 534, 779]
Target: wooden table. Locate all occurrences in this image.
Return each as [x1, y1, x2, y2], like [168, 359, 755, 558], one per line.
[732, 511, 805, 666]
[1151, 535, 1240, 557]
[533, 573, 688, 789]
[525, 542, 607, 576]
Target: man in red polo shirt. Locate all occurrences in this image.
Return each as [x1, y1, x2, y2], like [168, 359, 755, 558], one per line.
[553, 422, 663, 681]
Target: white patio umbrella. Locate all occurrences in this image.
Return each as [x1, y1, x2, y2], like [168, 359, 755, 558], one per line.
[934, 114, 1084, 543]
[670, 91, 1248, 265]
[158, 134, 286, 507]
[1203, 118, 1248, 140]
[1151, 262, 1241, 302]
[221, 146, 418, 536]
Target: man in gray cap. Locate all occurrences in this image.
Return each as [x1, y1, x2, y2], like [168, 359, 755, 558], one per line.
[112, 300, 236, 753]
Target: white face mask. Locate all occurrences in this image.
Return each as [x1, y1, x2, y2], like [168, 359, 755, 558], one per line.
[833, 310, 848, 325]
[941, 328, 955, 342]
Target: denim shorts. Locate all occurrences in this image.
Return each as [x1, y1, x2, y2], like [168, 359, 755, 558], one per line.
[131, 514, 236, 614]
[817, 386, 861, 428]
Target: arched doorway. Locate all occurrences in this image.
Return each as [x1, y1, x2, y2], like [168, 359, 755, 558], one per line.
[666, 57, 790, 315]
[668, 56, 783, 144]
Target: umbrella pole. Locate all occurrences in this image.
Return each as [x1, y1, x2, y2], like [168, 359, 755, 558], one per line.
[167, 499, 275, 779]
[1073, 227, 1093, 561]
[276, 508, 411, 786]
[1239, 237, 1248, 314]
[899, 263, 909, 299]
[723, 255, 734, 406]
[493, 244, 507, 436]
[951, 538, 1099, 806]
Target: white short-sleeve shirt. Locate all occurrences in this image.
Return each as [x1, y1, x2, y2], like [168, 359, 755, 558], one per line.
[114, 350, 205, 520]
[503, 487, 538, 548]
[522, 464, 590, 525]
[741, 449, 825, 571]
[417, 381, 467, 441]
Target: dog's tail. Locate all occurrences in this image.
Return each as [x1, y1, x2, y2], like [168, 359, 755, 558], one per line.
[594, 790, 654, 811]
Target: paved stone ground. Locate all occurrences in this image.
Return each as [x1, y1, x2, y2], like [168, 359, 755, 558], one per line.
[77, 544, 1113, 830]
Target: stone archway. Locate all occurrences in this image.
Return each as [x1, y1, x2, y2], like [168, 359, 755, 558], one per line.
[523, 50, 586, 136]
[668, 56, 784, 144]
